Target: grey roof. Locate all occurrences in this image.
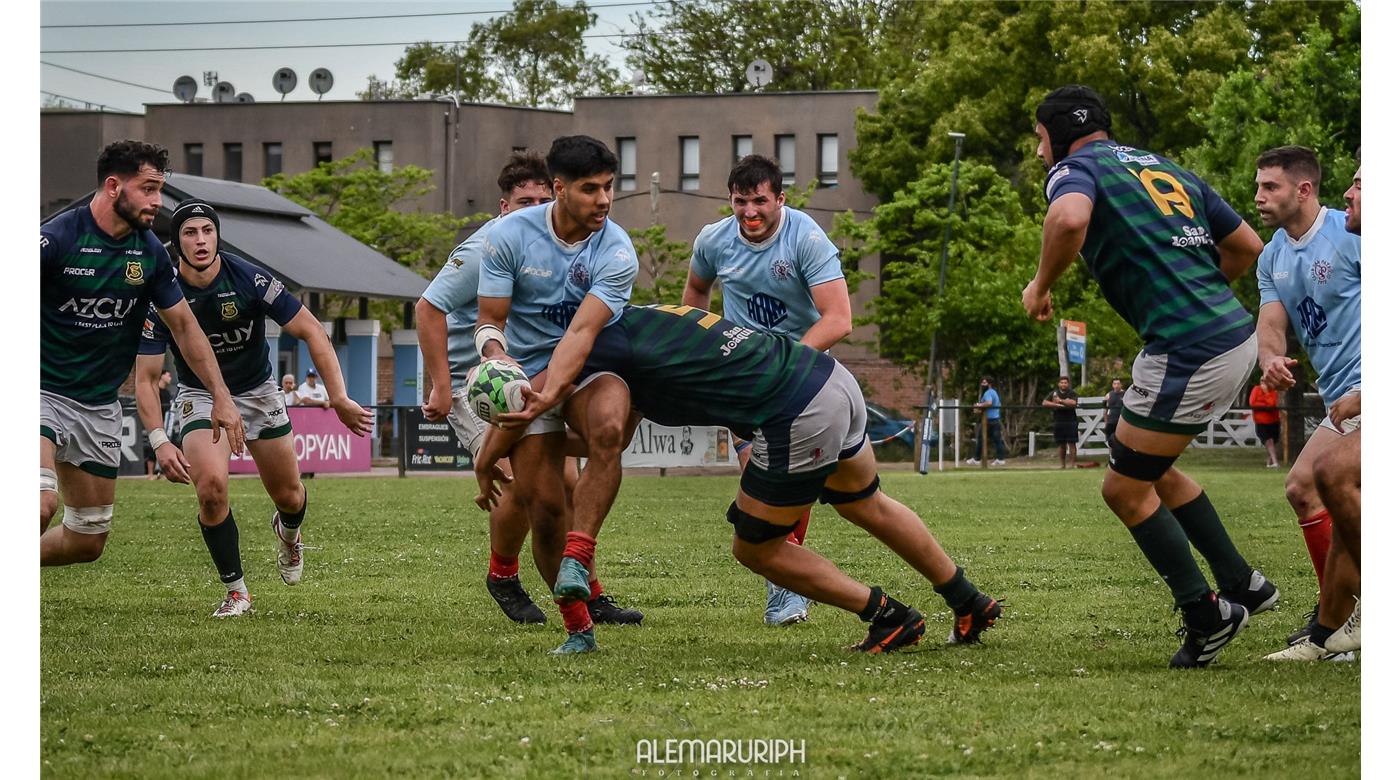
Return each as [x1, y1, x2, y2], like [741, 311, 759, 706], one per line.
[44, 173, 428, 301]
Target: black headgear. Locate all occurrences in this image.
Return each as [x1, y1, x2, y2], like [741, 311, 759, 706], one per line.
[168, 199, 220, 261]
[1035, 85, 1112, 164]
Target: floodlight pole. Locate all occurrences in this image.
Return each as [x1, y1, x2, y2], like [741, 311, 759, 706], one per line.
[919, 132, 965, 474]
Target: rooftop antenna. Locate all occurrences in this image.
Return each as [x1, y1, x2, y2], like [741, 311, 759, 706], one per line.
[235, 92, 255, 103]
[212, 81, 236, 103]
[309, 68, 334, 100]
[745, 59, 772, 91]
[172, 75, 197, 104]
[272, 67, 297, 101]
[202, 71, 219, 87]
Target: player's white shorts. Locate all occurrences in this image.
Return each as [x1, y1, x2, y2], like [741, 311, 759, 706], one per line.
[518, 371, 625, 438]
[1318, 388, 1361, 435]
[1122, 330, 1257, 436]
[40, 389, 123, 478]
[447, 385, 487, 457]
[174, 377, 291, 442]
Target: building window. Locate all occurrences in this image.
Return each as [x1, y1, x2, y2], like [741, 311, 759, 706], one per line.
[818, 134, 839, 188]
[617, 137, 637, 192]
[184, 143, 203, 176]
[223, 143, 243, 182]
[313, 141, 333, 166]
[775, 134, 796, 188]
[263, 142, 283, 177]
[680, 136, 700, 192]
[732, 135, 752, 164]
[374, 141, 394, 173]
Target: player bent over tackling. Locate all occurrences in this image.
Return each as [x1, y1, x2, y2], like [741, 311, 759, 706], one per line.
[135, 200, 371, 616]
[478, 304, 1002, 654]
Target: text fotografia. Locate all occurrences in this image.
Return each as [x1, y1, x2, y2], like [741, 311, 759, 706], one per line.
[636, 739, 806, 768]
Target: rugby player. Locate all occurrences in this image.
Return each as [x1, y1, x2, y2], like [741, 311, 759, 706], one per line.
[41, 140, 244, 567]
[473, 136, 641, 653]
[1249, 147, 1362, 660]
[683, 154, 852, 627]
[135, 199, 372, 616]
[417, 151, 641, 627]
[1021, 86, 1278, 668]
[477, 304, 1002, 655]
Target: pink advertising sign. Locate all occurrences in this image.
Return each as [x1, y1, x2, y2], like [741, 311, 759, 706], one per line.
[228, 407, 371, 473]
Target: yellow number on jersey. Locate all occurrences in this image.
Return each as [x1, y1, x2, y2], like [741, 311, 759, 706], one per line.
[653, 304, 722, 330]
[1135, 169, 1196, 220]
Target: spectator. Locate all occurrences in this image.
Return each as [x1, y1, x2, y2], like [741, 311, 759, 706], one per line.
[1043, 376, 1079, 468]
[296, 369, 330, 407]
[1104, 378, 1125, 442]
[143, 370, 174, 479]
[281, 373, 301, 407]
[1249, 382, 1281, 468]
[967, 375, 1007, 466]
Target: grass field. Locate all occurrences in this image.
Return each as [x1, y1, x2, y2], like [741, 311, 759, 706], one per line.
[41, 450, 1359, 778]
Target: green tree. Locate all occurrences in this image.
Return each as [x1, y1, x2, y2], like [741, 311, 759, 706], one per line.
[361, 0, 619, 108]
[628, 224, 691, 305]
[263, 149, 485, 323]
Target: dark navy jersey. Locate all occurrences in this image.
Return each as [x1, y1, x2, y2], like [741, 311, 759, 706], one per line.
[41, 206, 183, 405]
[579, 304, 834, 436]
[139, 252, 302, 394]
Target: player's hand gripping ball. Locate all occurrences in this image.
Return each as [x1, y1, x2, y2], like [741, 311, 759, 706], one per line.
[468, 359, 530, 425]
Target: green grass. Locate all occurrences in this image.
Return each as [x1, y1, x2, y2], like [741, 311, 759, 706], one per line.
[42, 451, 1359, 778]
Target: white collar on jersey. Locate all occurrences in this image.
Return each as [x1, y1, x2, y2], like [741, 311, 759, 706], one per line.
[1286, 206, 1329, 250]
[738, 206, 787, 251]
[545, 202, 592, 252]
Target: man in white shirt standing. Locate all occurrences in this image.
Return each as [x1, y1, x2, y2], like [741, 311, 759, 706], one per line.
[296, 369, 330, 407]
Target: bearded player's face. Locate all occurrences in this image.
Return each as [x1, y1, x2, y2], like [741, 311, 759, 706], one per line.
[112, 163, 164, 230]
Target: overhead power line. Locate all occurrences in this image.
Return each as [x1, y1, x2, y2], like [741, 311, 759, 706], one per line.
[41, 28, 669, 54]
[41, 61, 169, 94]
[40, 1, 659, 29]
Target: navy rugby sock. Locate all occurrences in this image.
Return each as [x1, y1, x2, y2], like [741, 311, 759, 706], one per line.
[200, 511, 245, 592]
[1171, 491, 1251, 594]
[278, 488, 308, 535]
[1127, 504, 1211, 609]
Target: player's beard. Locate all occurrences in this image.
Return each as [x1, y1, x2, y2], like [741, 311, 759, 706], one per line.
[115, 189, 155, 230]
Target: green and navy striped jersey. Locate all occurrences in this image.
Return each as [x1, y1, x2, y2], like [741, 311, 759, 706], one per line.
[139, 252, 302, 394]
[1045, 140, 1252, 352]
[41, 206, 184, 404]
[579, 304, 833, 434]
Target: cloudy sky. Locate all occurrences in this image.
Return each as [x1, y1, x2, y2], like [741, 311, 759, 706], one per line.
[39, 1, 656, 112]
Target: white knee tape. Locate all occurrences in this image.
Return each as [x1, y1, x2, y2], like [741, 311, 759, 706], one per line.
[40, 468, 58, 493]
[63, 505, 114, 535]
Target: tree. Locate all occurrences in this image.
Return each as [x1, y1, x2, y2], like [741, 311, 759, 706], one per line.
[263, 149, 485, 322]
[628, 224, 691, 305]
[622, 0, 929, 94]
[361, 0, 619, 108]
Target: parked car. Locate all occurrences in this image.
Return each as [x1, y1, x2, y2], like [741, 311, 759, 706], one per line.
[866, 400, 916, 447]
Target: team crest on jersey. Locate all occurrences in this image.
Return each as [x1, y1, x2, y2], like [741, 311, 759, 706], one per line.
[220, 301, 239, 321]
[1310, 258, 1333, 285]
[568, 262, 591, 288]
[124, 260, 144, 285]
[182, 401, 194, 416]
[770, 257, 794, 282]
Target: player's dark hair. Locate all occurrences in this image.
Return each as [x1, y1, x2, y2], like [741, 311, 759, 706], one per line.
[728, 155, 784, 196]
[1035, 85, 1111, 164]
[981, 375, 994, 384]
[1256, 146, 1321, 188]
[546, 135, 617, 182]
[96, 139, 169, 184]
[1059, 375, 1071, 382]
[497, 151, 550, 195]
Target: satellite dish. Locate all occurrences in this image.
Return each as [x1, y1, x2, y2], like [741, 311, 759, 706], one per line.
[235, 92, 255, 103]
[272, 67, 298, 99]
[172, 75, 197, 103]
[212, 81, 236, 103]
[745, 59, 772, 89]
[308, 68, 334, 99]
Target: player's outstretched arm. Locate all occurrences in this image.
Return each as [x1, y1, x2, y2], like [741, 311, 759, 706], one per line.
[801, 278, 853, 352]
[472, 424, 520, 511]
[681, 269, 715, 311]
[283, 308, 372, 437]
[415, 297, 455, 421]
[134, 353, 191, 483]
[1024, 193, 1091, 320]
[1255, 301, 1297, 391]
[475, 296, 513, 364]
[534, 295, 614, 411]
[1215, 221, 1264, 283]
[159, 299, 245, 454]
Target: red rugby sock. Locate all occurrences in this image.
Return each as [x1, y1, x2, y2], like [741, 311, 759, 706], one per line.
[563, 531, 597, 569]
[488, 552, 519, 581]
[1299, 510, 1333, 589]
[786, 508, 812, 546]
[559, 599, 593, 633]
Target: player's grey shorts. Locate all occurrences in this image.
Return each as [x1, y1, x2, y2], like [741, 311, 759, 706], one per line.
[40, 389, 123, 478]
[174, 378, 291, 441]
[448, 385, 487, 457]
[744, 361, 868, 506]
[1122, 329, 1257, 436]
[520, 371, 624, 437]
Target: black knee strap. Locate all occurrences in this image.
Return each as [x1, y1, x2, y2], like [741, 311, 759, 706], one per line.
[727, 502, 799, 544]
[1108, 434, 1178, 482]
[820, 475, 881, 505]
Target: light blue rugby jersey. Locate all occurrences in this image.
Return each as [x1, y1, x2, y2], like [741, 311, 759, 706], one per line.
[421, 217, 498, 389]
[1257, 207, 1361, 405]
[477, 203, 637, 377]
[690, 206, 843, 341]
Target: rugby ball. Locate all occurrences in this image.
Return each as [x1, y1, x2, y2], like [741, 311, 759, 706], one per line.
[467, 359, 530, 424]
